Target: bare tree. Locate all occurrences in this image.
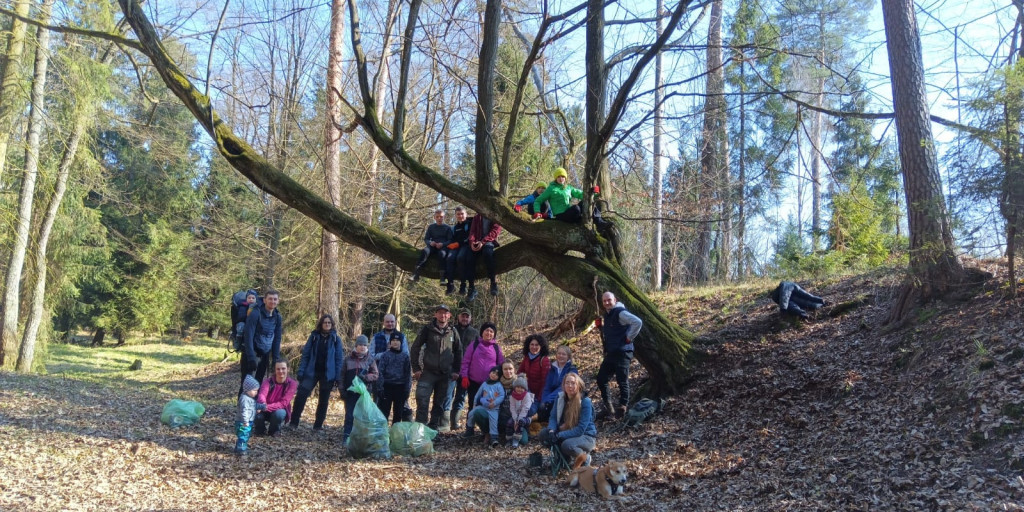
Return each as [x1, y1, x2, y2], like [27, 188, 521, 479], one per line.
[319, 0, 344, 321]
[0, 0, 31, 182]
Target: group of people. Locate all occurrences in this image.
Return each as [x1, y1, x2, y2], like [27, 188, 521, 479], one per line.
[232, 287, 643, 468]
[410, 167, 608, 299]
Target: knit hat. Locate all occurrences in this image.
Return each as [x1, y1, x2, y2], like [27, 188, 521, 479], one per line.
[390, 331, 403, 341]
[512, 374, 529, 390]
[355, 334, 369, 346]
[242, 374, 260, 394]
[553, 167, 568, 180]
[480, 322, 497, 337]
[534, 182, 547, 191]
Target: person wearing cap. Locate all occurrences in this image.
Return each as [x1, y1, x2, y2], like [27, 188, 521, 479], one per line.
[444, 308, 478, 431]
[411, 209, 453, 282]
[340, 334, 379, 443]
[290, 314, 345, 430]
[514, 182, 551, 217]
[444, 206, 472, 295]
[410, 304, 462, 430]
[532, 167, 587, 223]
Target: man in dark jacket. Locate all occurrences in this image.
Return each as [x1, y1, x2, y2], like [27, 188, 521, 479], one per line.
[770, 281, 826, 319]
[595, 291, 642, 419]
[240, 289, 283, 395]
[411, 209, 453, 282]
[444, 206, 472, 295]
[444, 307, 478, 431]
[410, 304, 462, 429]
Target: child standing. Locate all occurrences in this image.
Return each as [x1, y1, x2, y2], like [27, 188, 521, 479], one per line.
[341, 335, 379, 444]
[235, 374, 260, 455]
[375, 332, 412, 425]
[465, 365, 506, 447]
[506, 374, 535, 448]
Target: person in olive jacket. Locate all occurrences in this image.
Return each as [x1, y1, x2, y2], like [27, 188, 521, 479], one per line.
[410, 304, 462, 430]
[290, 314, 345, 430]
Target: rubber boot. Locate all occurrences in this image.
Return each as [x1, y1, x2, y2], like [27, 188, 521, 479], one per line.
[450, 409, 463, 431]
[597, 399, 614, 420]
[438, 410, 451, 433]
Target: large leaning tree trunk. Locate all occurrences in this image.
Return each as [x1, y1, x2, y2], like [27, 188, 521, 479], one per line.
[116, 0, 698, 396]
[881, 0, 971, 324]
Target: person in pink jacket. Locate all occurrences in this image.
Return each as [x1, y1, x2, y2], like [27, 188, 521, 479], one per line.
[459, 322, 505, 412]
[255, 360, 298, 436]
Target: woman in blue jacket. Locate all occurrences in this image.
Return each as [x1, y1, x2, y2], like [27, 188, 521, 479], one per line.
[538, 344, 578, 422]
[546, 372, 597, 468]
[290, 314, 345, 430]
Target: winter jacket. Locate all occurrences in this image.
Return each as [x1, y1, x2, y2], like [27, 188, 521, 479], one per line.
[602, 302, 642, 354]
[509, 390, 535, 423]
[534, 180, 584, 216]
[515, 192, 551, 216]
[460, 337, 505, 384]
[448, 219, 472, 250]
[242, 304, 282, 365]
[518, 354, 550, 398]
[257, 377, 298, 423]
[371, 329, 408, 358]
[236, 393, 257, 424]
[410, 320, 462, 376]
[297, 329, 345, 382]
[549, 392, 597, 439]
[473, 380, 506, 410]
[376, 348, 412, 392]
[468, 215, 501, 247]
[341, 350, 379, 394]
[541, 361, 578, 405]
[422, 222, 454, 246]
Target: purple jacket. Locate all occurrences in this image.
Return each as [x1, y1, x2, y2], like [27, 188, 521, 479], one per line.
[257, 377, 298, 423]
[460, 337, 505, 384]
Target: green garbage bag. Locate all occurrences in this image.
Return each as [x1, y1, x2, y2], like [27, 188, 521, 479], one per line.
[160, 399, 205, 427]
[346, 378, 390, 459]
[389, 422, 437, 457]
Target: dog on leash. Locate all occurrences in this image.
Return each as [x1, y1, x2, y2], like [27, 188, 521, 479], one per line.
[569, 458, 628, 499]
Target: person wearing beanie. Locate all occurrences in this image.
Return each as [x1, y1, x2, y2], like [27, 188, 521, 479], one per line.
[340, 334, 379, 443]
[235, 374, 261, 455]
[533, 167, 587, 223]
[465, 365, 506, 447]
[514, 182, 551, 217]
[506, 373, 535, 447]
[375, 329, 413, 425]
[459, 321, 505, 414]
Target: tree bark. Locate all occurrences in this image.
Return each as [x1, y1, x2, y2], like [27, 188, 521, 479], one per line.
[652, 0, 664, 290]
[696, 0, 726, 283]
[881, 0, 966, 323]
[0, 0, 31, 182]
[319, 0, 344, 321]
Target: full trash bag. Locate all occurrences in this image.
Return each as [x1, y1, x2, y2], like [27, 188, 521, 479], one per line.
[389, 422, 437, 457]
[346, 378, 391, 459]
[160, 399, 205, 427]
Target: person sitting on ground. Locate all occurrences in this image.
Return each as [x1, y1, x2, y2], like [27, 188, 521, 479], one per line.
[411, 209, 453, 282]
[375, 331, 412, 425]
[517, 334, 550, 400]
[290, 314, 344, 430]
[254, 360, 298, 436]
[465, 365, 506, 447]
[341, 335, 379, 444]
[235, 374, 260, 455]
[461, 214, 502, 299]
[770, 281, 826, 319]
[460, 322, 505, 406]
[514, 182, 551, 217]
[538, 344, 578, 423]
[507, 374, 535, 448]
[544, 372, 597, 469]
[444, 206, 472, 295]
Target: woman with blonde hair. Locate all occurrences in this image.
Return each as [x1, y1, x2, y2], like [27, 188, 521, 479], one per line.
[545, 372, 597, 468]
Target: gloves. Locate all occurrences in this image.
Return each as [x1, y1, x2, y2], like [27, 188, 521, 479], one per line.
[256, 403, 267, 411]
[446, 242, 459, 249]
[592, 185, 601, 194]
[461, 376, 470, 389]
[594, 317, 602, 327]
[533, 212, 543, 219]
[514, 204, 522, 213]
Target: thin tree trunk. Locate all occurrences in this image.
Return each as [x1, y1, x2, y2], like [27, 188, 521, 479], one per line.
[737, 58, 747, 278]
[881, 0, 966, 323]
[0, 0, 32, 182]
[1, 5, 52, 368]
[810, 70, 824, 252]
[652, 0, 664, 290]
[319, 0, 344, 320]
[696, 0, 725, 283]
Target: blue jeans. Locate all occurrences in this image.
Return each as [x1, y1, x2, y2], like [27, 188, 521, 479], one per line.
[254, 409, 286, 435]
[468, 406, 500, 436]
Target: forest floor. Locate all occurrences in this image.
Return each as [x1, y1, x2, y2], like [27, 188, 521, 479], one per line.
[2, 262, 1024, 511]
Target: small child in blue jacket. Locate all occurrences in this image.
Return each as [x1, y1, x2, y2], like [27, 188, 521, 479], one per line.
[235, 374, 260, 455]
[466, 365, 506, 447]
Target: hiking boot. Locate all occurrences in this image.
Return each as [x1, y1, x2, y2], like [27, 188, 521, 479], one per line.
[466, 287, 479, 302]
[410, 271, 420, 282]
[464, 428, 475, 438]
[483, 433, 492, 446]
[491, 439, 499, 448]
[489, 281, 498, 296]
[615, 405, 627, 419]
[445, 283, 455, 295]
[511, 439, 519, 448]
[440, 278, 448, 286]
[597, 400, 614, 420]
[459, 282, 467, 295]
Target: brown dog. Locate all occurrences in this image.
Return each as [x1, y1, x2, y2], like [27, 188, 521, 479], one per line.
[569, 460, 628, 499]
